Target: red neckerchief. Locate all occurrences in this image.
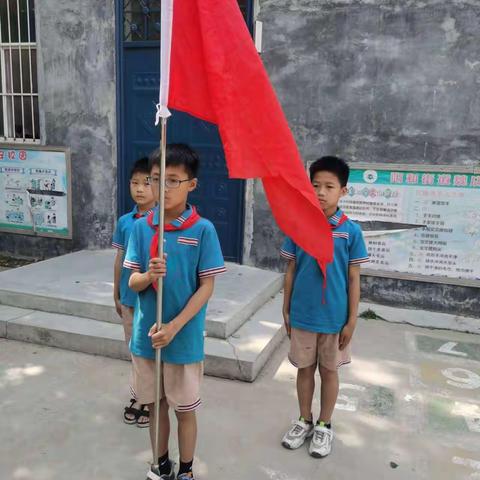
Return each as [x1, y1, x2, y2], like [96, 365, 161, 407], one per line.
[134, 207, 154, 219]
[147, 207, 201, 291]
[331, 212, 348, 229]
[320, 212, 349, 303]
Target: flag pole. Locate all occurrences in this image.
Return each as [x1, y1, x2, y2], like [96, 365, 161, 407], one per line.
[152, 0, 173, 472]
[153, 115, 167, 472]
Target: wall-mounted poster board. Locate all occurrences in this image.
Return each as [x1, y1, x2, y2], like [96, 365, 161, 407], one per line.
[0, 145, 72, 239]
[339, 163, 480, 287]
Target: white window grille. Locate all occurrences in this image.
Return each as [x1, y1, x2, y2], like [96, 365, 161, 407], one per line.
[0, 0, 39, 143]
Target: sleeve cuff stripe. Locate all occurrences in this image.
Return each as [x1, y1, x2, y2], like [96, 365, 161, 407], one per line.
[199, 266, 226, 274]
[112, 242, 124, 249]
[198, 266, 227, 277]
[280, 250, 296, 260]
[123, 261, 141, 270]
[349, 258, 369, 264]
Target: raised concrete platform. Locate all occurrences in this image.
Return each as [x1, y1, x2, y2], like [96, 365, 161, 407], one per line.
[0, 293, 285, 382]
[0, 250, 286, 381]
[0, 249, 283, 339]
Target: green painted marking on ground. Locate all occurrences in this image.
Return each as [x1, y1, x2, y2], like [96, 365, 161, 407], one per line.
[427, 397, 480, 434]
[415, 335, 480, 362]
[361, 386, 395, 417]
[427, 397, 468, 433]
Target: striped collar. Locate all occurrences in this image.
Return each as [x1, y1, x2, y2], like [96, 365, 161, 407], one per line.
[328, 208, 347, 229]
[152, 203, 193, 227]
[132, 204, 155, 219]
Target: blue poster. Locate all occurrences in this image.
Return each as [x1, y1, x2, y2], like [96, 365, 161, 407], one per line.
[0, 147, 71, 238]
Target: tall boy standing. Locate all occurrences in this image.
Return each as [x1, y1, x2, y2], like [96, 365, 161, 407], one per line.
[124, 144, 225, 480]
[281, 156, 369, 458]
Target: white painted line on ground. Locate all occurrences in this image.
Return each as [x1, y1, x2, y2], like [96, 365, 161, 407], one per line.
[404, 392, 421, 402]
[441, 368, 480, 390]
[438, 341, 468, 357]
[452, 456, 480, 470]
[336, 383, 366, 412]
[451, 401, 480, 433]
[261, 467, 305, 480]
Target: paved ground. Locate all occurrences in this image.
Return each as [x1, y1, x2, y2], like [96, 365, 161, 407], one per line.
[1, 318, 479, 480]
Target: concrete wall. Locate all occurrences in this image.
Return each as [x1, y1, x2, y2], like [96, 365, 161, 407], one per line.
[0, 0, 117, 259]
[247, 0, 480, 315]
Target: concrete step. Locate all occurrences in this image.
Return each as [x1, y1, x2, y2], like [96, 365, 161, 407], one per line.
[0, 249, 283, 339]
[0, 294, 286, 382]
[0, 306, 130, 361]
[205, 293, 286, 382]
[207, 263, 283, 339]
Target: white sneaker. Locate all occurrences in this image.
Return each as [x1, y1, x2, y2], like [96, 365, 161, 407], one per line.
[309, 424, 333, 458]
[281, 418, 314, 449]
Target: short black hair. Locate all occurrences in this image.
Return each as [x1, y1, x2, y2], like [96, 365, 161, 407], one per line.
[148, 143, 200, 178]
[309, 156, 350, 187]
[129, 157, 150, 179]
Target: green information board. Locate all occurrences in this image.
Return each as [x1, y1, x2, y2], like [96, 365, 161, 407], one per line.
[0, 145, 72, 239]
[339, 163, 480, 286]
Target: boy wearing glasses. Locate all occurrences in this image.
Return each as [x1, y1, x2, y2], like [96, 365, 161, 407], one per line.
[124, 144, 225, 480]
[113, 157, 156, 427]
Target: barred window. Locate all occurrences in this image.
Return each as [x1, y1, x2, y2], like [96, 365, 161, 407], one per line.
[123, 1, 251, 42]
[0, 0, 39, 143]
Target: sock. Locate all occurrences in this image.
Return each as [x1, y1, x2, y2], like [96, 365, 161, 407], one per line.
[317, 420, 331, 429]
[158, 451, 171, 475]
[178, 460, 193, 476]
[300, 415, 313, 424]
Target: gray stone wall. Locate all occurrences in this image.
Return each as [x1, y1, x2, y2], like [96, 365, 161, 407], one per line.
[0, 0, 117, 259]
[247, 0, 480, 315]
[362, 275, 480, 318]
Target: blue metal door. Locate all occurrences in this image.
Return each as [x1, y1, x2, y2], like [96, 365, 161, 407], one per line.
[116, 1, 252, 263]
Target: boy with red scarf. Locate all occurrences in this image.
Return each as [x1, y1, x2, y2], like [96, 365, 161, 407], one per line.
[124, 144, 226, 480]
[280, 156, 369, 459]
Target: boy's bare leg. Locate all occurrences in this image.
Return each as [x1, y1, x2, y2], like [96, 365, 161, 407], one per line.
[297, 364, 316, 421]
[148, 398, 170, 460]
[318, 366, 339, 423]
[120, 305, 134, 344]
[175, 410, 197, 463]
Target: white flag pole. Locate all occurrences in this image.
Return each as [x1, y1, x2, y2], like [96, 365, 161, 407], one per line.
[151, 0, 173, 476]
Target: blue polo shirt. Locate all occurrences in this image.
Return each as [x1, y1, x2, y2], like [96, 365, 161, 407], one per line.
[124, 204, 226, 364]
[112, 205, 154, 308]
[281, 209, 369, 334]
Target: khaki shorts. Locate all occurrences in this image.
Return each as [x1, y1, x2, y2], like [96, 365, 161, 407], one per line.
[289, 327, 351, 371]
[131, 355, 203, 411]
[120, 305, 134, 345]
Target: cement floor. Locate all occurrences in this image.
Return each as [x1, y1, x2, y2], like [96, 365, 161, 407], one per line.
[1, 317, 479, 480]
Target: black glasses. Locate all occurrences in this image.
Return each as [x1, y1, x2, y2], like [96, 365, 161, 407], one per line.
[147, 177, 192, 189]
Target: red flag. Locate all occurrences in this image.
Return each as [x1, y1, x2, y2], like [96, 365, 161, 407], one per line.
[168, 0, 333, 270]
